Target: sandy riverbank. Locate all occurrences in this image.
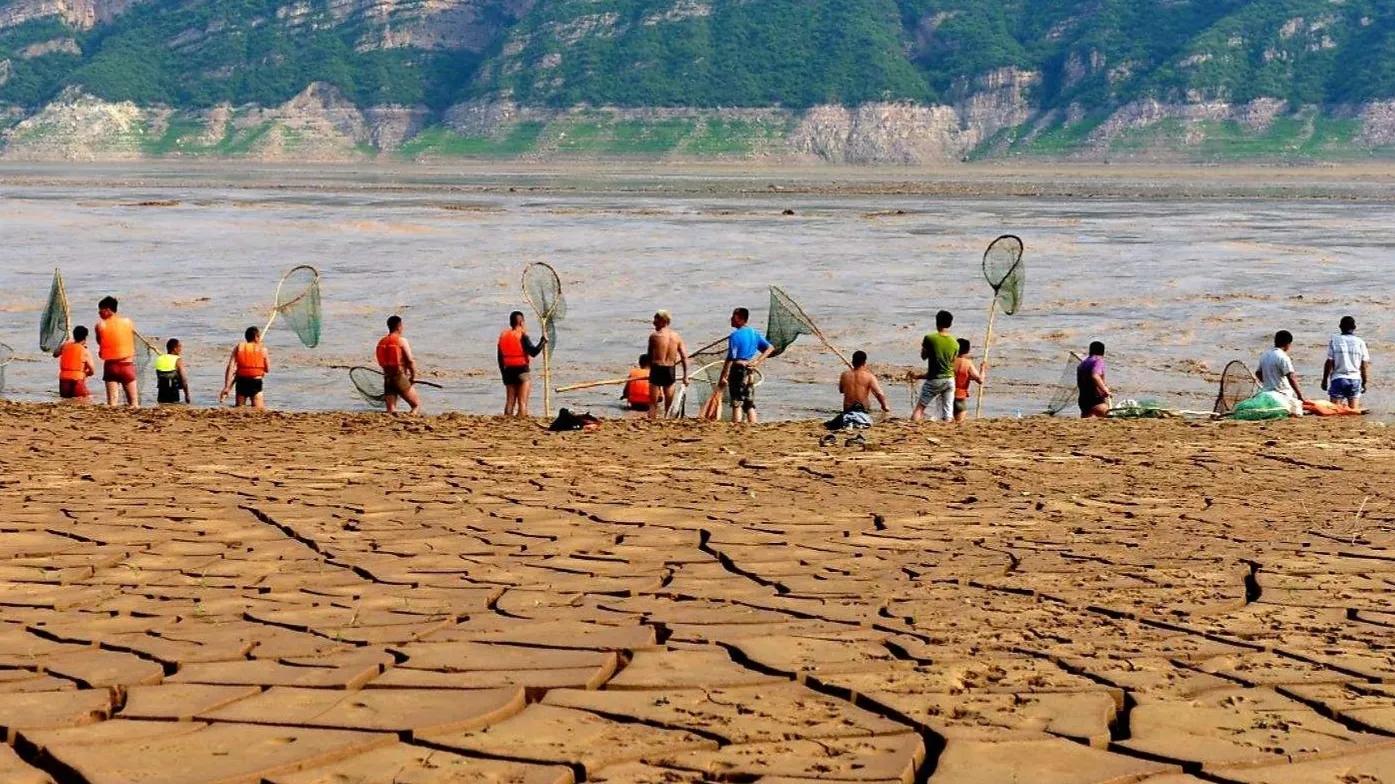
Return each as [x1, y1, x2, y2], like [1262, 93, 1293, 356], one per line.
[1, 403, 1393, 783]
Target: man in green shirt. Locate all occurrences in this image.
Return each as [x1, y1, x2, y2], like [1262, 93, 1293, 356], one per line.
[913, 310, 959, 422]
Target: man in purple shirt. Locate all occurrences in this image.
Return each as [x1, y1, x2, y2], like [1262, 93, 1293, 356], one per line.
[1077, 341, 1111, 418]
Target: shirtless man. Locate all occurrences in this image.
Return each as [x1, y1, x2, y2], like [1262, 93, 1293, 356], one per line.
[646, 310, 689, 419]
[838, 351, 890, 413]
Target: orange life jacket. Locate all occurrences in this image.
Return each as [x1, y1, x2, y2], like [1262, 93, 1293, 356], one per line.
[625, 368, 652, 406]
[498, 329, 528, 368]
[96, 316, 135, 361]
[235, 342, 268, 379]
[376, 333, 404, 370]
[58, 342, 88, 381]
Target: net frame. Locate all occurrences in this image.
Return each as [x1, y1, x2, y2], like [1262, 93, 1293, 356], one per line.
[1045, 351, 1085, 416]
[522, 262, 564, 416]
[350, 366, 388, 407]
[976, 234, 1026, 418]
[1214, 360, 1258, 416]
[40, 268, 71, 354]
[265, 265, 322, 348]
[767, 285, 853, 368]
[133, 331, 160, 405]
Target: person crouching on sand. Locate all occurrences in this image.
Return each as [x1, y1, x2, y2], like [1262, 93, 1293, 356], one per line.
[1077, 341, 1111, 418]
[377, 315, 421, 415]
[839, 351, 889, 414]
[220, 327, 269, 409]
[953, 338, 985, 423]
[54, 326, 95, 403]
[498, 310, 545, 417]
[94, 296, 139, 408]
[622, 354, 654, 412]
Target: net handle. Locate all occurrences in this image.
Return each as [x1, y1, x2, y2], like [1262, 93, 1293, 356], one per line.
[521, 262, 562, 417]
[974, 297, 998, 419]
[265, 265, 320, 336]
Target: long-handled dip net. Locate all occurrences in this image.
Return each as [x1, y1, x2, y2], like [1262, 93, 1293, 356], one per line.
[0, 342, 13, 395]
[39, 268, 71, 354]
[349, 366, 443, 407]
[522, 262, 565, 416]
[1214, 360, 1258, 416]
[133, 331, 161, 405]
[767, 285, 854, 369]
[265, 265, 322, 348]
[1045, 352, 1084, 416]
[976, 234, 1025, 418]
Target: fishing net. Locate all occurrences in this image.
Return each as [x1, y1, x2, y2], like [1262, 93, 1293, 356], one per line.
[1214, 360, 1258, 415]
[523, 262, 564, 413]
[39, 269, 70, 354]
[983, 234, 1025, 316]
[0, 342, 13, 394]
[350, 366, 387, 407]
[133, 332, 159, 405]
[767, 286, 822, 358]
[1045, 352, 1084, 415]
[269, 265, 322, 348]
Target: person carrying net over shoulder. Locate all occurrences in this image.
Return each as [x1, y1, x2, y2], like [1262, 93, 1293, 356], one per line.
[377, 315, 421, 415]
[718, 307, 774, 424]
[498, 310, 546, 417]
[54, 326, 95, 403]
[220, 327, 270, 409]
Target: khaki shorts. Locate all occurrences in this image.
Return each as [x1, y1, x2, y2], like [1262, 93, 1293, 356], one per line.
[383, 368, 412, 397]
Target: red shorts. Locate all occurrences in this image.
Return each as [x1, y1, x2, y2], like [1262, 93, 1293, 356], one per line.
[103, 360, 137, 384]
[59, 379, 90, 399]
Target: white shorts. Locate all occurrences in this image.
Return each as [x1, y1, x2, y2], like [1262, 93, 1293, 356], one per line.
[918, 378, 955, 421]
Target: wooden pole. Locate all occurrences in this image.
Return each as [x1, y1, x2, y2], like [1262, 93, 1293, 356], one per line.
[974, 297, 999, 419]
[542, 320, 553, 417]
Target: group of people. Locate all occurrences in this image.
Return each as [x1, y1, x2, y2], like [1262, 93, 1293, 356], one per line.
[46, 295, 1375, 421]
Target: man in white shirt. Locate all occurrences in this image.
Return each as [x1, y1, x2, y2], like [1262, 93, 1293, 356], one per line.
[1321, 315, 1370, 409]
[1257, 330, 1306, 409]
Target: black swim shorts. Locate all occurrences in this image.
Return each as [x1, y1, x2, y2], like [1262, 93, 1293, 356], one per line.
[649, 364, 676, 388]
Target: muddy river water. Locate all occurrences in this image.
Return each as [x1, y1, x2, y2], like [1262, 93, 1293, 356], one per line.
[2, 164, 1391, 419]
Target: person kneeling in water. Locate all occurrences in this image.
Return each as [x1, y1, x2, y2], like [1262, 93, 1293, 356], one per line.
[155, 338, 192, 405]
[622, 355, 654, 412]
[54, 326, 96, 403]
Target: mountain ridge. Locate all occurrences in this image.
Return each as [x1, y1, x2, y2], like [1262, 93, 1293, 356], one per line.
[3, 0, 1395, 162]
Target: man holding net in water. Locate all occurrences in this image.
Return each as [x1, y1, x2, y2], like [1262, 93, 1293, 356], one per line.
[718, 307, 774, 424]
[498, 311, 546, 417]
[94, 296, 140, 408]
[647, 310, 689, 419]
[377, 315, 421, 415]
[219, 327, 270, 409]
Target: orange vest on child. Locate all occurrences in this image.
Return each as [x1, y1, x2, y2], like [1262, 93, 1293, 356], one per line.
[498, 330, 528, 368]
[235, 342, 268, 379]
[58, 342, 87, 381]
[625, 368, 652, 406]
[376, 333, 404, 370]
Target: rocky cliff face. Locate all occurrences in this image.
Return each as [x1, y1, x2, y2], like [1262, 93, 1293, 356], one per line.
[0, 0, 145, 31]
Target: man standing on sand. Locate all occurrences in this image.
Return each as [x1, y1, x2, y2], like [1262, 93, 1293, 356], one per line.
[219, 327, 270, 409]
[377, 315, 422, 415]
[839, 351, 890, 414]
[54, 326, 95, 403]
[498, 310, 546, 417]
[1078, 341, 1111, 418]
[1322, 316, 1370, 410]
[718, 307, 775, 424]
[94, 296, 140, 407]
[1257, 330, 1306, 409]
[912, 310, 957, 422]
[647, 310, 689, 418]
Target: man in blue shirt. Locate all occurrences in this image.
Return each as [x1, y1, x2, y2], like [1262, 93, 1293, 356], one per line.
[719, 307, 775, 423]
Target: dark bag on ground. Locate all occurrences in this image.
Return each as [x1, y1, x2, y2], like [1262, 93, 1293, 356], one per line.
[549, 408, 601, 432]
[825, 402, 874, 431]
